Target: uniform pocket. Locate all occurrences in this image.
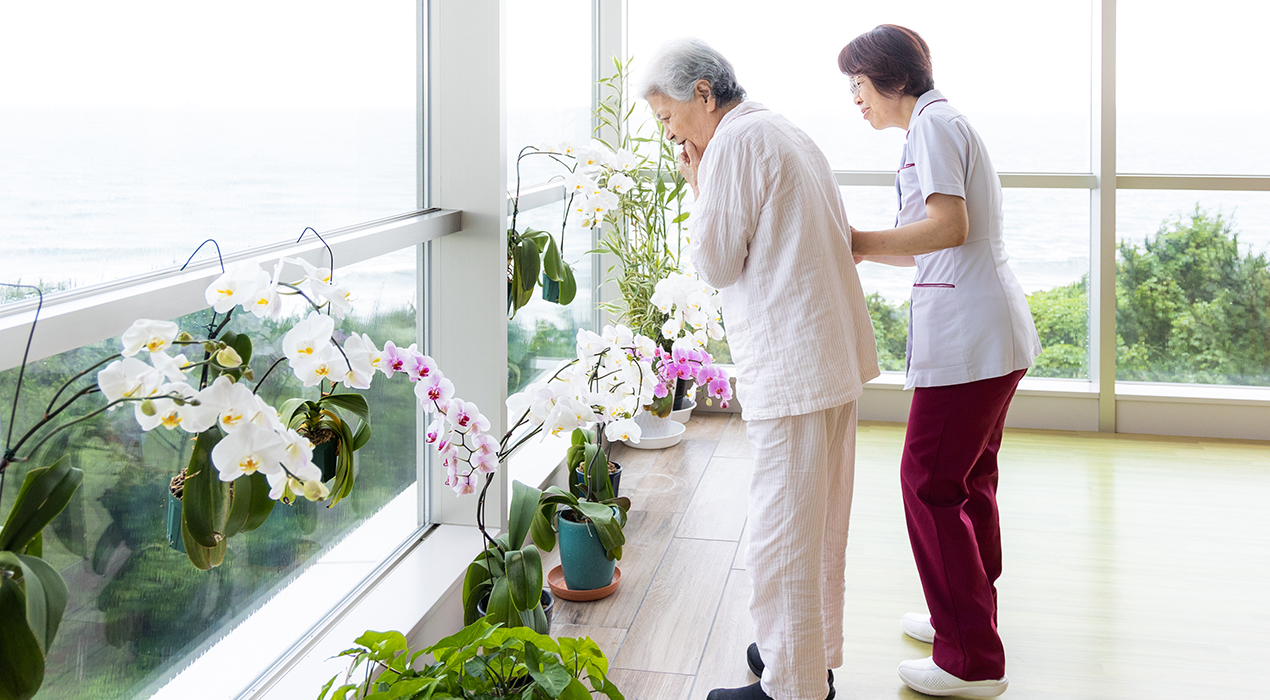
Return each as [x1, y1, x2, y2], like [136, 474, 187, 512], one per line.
[909, 286, 966, 371]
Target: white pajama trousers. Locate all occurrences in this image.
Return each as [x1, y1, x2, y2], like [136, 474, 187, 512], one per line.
[745, 402, 857, 700]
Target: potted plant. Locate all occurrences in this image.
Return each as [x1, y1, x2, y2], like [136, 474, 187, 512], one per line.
[0, 247, 429, 697]
[418, 324, 653, 624]
[317, 621, 624, 700]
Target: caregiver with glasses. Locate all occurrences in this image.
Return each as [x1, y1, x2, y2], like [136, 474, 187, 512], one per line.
[840, 24, 1040, 698]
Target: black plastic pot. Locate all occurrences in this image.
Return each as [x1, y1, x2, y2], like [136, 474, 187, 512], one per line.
[313, 439, 338, 482]
[477, 589, 555, 634]
[673, 378, 692, 411]
[572, 461, 622, 497]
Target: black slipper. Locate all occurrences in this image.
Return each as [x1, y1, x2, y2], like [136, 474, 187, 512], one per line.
[744, 643, 836, 699]
[706, 679, 836, 700]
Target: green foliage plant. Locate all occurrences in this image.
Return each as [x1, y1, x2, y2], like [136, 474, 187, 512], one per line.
[318, 621, 624, 700]
[592, 58, 692, 343]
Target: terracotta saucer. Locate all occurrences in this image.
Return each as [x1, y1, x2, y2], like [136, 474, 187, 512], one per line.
[547, 565, 622, 602]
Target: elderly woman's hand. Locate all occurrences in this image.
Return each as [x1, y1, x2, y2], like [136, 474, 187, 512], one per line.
[679, 141, 702, 197]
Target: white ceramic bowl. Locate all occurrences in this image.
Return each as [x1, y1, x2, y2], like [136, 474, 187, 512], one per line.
[670, 398, 696, 423]
[624, 419, 686, 450]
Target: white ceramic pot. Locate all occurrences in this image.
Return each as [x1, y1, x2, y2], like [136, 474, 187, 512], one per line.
[670, 398, 696, 424]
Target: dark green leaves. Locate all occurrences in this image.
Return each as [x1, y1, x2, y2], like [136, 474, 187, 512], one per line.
[543, 236, 564, 282]
[516, 239, 540, 292]
[223, 472, 275, 538]
[181, 430, 227, 549]
[320, 392, 370, 424]
[504, 545, 543, 613]
[0, 576, 44, 700]
[507, 481, 541, 549]
[0, 459, 84, 555]
[558, 264, 578, 305]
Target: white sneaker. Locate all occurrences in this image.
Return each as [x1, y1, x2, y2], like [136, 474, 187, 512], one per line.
[901, 612, 936, 644]
[897, 657, 1007, 698]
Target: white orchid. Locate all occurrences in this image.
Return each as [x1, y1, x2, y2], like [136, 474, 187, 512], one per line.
[206, 263, 269, 314]
[149, 350, 191, 382]
[97, 357, 164, 404]
[291, 345, 346, 387]
[282, 311, 335, 365]
[606, 171, 635, 194]
[279, 429, 315, 472]
[576, 146, 611, 170]
[121, 319, 180, 357]
[564, 170, 598, 197]
[604, 417, 641, 444]
[342, 333, 380, 389]
[211, 423, 286, 481]
[610, 149, 638, 172]
[246, 259, 286, 320]
[585, 190, 620, 219]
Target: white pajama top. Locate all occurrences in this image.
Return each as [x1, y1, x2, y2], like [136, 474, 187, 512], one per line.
[899, 90, 1041, 389]
[689, 101, 880, 421]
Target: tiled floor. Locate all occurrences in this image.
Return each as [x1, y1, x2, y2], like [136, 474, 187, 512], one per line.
[541, 413, 1270, 699]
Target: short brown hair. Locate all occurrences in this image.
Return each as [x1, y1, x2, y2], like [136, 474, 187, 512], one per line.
[838, 25, 934, 99]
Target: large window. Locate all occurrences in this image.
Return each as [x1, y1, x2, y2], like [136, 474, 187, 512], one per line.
[0, 3, 432, 698]
[0, 2, 418, 300]
[629, 1, 1094, 381]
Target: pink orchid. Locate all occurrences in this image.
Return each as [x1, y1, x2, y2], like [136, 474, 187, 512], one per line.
[409, 353, 439, 382]
[381, 341, 411, 378]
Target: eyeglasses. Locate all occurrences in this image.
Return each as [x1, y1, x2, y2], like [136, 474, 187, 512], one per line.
[849, 76, 864, 97]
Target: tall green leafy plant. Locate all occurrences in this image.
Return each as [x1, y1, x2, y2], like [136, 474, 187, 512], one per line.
[593, 58, 692, 343]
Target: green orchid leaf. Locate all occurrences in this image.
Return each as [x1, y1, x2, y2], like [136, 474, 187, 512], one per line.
[13, 554, 68, 655]
[0, 576, 44, 700]
[278, 397, 309, 427]
[521, 602, 550, 635]
[543, 235, 564, 282]
[507, 481, 541, 549]
[504, 547, 534, 613]
[241, 472, 277, 533]
[21, 533, 41, 559]
[0, 458, 83, 554]
[485, 577, 517, 628]
[223, 471, 275, 537]
[572, 503, 626, 561]
[516, 240, 540, 292]
[351, 421, 372, 452]
[180, 507, 226, 570]
[321, 392, 370, 424]
[558, 264, 577, 305]
[530, 507, 557, 553]
[181, 431, 228, 548]
[462, 557, 494, 626]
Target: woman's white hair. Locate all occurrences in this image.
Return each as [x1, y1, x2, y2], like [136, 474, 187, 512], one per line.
[638, 38, 746, 105]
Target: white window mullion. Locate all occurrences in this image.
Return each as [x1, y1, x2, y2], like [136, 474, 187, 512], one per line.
[1092, 0, 1118, 432]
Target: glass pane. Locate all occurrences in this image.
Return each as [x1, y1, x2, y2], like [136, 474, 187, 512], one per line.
[1116, 191, 1270, 385]
[629, 0, 1090, 173]
[0, 2, 418, 302]
[0, 251, 420, 699]
[506, 0, 592, 185]
[508, 199, 595, 398]
[849, 187, 1090, 378]
[1119, 1, 1270, 174]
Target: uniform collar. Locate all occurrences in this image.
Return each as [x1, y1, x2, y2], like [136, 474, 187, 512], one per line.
[907, 90, 947, 135]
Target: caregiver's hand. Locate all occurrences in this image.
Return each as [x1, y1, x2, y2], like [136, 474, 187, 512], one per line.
[679, 141, 702, 197]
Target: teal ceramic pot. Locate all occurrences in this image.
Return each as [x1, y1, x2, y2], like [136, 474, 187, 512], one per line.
[557, 509, 617, 591]
[166, 490, 185, 553]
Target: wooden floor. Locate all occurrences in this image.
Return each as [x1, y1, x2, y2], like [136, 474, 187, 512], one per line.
[539, 413, 1270, 699]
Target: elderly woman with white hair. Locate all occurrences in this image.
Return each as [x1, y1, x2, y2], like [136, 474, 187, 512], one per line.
[640, 39, 879, 700]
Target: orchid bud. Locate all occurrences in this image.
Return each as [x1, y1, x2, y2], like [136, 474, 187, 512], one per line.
[203, 341, 218, 353]
[241, 367, 255, 381]
[216, 346, 243, 368]
[303, 479, 330, 501]
[176, 331, 194, 342]
[140, 399, 156, 416]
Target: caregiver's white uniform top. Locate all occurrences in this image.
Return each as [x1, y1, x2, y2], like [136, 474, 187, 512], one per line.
[689, 101, 880, 421]
[899, 89, 1041, 389]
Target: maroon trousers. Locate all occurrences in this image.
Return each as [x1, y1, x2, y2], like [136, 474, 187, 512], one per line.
[901, 369, 1025, 682]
